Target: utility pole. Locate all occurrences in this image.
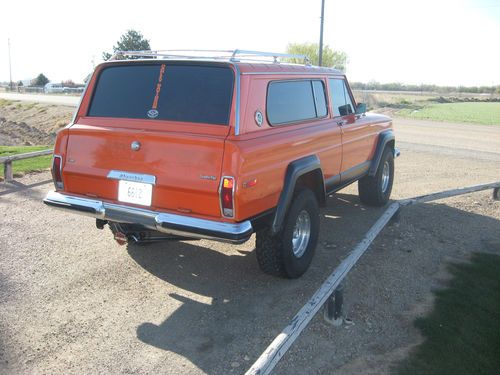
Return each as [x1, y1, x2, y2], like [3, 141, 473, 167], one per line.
[318, 0, 325, 66]
[8, 38, 13, 90]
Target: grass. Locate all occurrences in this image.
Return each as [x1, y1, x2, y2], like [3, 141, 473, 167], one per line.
[352, 90, 500, 125]
[397, 102, 500, 125]
[0, 145, 52, 179]
[0, 98, 14, 107]
[395, 252, 500, 375]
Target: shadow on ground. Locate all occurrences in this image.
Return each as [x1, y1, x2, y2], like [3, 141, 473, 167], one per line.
[125, 193, 499, 375]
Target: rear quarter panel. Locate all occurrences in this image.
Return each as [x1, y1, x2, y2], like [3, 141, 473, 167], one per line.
[225, 74, 343, 222]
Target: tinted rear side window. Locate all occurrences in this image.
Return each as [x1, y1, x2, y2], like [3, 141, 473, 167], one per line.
[267, 80, 327, 125]
[88, 64, 234, 125]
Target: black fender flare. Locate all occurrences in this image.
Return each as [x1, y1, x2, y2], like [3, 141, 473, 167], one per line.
[271, 155, 324, 235]
[368, 130, 395, 176]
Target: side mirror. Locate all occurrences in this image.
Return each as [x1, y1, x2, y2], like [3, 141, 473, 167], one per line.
[355, 103, 367, 115]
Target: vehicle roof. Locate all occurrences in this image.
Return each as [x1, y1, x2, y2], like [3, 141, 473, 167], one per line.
[235, 62, 343, 75]
[100, 59, 344, 76]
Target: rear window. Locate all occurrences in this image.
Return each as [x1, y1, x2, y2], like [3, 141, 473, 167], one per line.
[88, 64, 234, 125]
[267, 80, 328, 125]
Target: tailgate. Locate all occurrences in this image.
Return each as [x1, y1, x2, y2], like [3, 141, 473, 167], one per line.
[64, 123, 226, 218]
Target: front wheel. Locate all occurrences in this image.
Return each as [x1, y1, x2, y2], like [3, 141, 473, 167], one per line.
[256, 189, 320, 278]
[358, 147, 394, 206]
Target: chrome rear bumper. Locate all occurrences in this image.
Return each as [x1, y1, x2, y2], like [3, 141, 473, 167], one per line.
[43, 191, 253, 244]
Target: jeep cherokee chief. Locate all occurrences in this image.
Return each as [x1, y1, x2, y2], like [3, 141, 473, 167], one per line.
[44, 50, 399, 278]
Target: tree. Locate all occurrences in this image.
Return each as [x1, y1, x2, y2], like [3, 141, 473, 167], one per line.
[62, 79, 76, 87]
[285, 42, 347, 71]
[102, 29, 151, 60]
[31, 73, 49, 87]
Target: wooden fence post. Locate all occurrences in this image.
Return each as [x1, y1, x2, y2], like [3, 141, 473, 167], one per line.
[4, 160, 13, 182]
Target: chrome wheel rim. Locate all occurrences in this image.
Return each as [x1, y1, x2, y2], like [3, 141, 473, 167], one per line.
[381, 161, 390, 193]
[292, 210, 311, 258]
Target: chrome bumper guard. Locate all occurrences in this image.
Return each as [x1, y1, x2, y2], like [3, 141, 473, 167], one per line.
[43, 191, 253, 244]
[394, 148, 401, 158]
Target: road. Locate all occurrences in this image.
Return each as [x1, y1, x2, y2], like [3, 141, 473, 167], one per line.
[0, 92, 80, 106]
[0, 113, 499, 374]
[395, 118, 500, 161]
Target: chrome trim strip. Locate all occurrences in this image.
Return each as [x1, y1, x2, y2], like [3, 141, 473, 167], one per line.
[241, 71, 343, 76]
[232, 63, 241, 135]
[107, 170, 156, 185]
[43, 191, 253, 243]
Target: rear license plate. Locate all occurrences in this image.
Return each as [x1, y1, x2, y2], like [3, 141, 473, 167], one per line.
[118, 180, 152, 206]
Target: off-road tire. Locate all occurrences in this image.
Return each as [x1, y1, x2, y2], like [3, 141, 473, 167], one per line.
[256, 189, 320, 278]
[358, 147, 394, 206]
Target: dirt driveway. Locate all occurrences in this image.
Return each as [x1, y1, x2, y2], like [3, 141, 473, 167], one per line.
[0, 119, 499, 374]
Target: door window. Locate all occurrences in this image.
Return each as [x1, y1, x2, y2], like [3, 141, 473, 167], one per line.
[329, 79, 355, 117]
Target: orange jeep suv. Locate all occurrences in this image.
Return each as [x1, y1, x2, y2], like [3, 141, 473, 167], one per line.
[44, 50, 399, 278]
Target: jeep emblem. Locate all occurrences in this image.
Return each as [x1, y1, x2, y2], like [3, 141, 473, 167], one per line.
[131, 141, 141, 151]
[147, 109, 159, 119]
[255, 110, 263, 126]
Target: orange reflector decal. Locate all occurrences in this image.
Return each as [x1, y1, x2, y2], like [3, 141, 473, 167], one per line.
[243, 178, 258, 188]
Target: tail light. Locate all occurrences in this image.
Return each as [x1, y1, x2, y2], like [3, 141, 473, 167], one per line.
[52, 155, 64, 190]
[220, 176, 235, 218]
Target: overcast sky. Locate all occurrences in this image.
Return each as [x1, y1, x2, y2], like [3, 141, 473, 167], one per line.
[1, 0, 499, 86]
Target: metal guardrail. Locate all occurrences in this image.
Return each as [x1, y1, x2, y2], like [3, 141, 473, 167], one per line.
[0, 149, 53, 182]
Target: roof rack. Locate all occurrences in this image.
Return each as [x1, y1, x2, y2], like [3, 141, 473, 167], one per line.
[108, 49, 311, 65]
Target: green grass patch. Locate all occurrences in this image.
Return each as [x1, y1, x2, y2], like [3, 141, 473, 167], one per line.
[396, 252, 500, 375]
[396, 102, 500, 125]
[0, 98, 14, 107]
[0, 145, 52, 178]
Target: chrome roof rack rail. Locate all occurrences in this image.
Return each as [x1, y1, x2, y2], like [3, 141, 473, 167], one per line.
[108, 49, 311, 65]
[229, 50, 310, 65]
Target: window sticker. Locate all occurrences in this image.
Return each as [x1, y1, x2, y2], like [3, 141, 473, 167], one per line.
[147, 63, 166, 119]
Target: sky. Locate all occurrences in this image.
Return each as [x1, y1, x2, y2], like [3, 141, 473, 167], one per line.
[1, 0, 499, 86]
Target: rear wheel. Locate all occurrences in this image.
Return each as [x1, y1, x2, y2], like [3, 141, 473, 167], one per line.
[256, 189, 319, 278]
[358, 147, 394, 206]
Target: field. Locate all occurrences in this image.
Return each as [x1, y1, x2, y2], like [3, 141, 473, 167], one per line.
[397, 102, 500, 125]
[353, 90, 500, 125]
[0, 145, 52, 179]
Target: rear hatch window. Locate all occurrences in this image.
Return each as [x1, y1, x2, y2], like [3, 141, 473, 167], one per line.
[87, 63, 234, 125]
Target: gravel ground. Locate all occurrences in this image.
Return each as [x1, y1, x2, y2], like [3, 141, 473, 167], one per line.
[0, 118, 499, 374]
